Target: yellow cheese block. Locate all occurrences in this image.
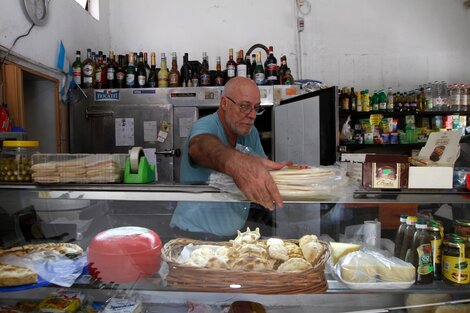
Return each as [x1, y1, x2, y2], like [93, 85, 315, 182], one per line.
[329, 242, 361, 264]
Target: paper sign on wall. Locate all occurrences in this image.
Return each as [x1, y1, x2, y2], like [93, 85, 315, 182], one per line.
[115, 118, 134, 146]
[144, 121, 157, 142]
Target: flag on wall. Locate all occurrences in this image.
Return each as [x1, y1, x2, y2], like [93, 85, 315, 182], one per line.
[56, 40, 72, 101]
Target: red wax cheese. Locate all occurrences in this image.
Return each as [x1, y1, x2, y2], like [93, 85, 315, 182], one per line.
[88, 226, 162, 283]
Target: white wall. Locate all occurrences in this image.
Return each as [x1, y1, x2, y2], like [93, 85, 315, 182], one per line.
[1, 0, 469, 91]
[107, 0, 470, 92]
[0, 0, 110, 71]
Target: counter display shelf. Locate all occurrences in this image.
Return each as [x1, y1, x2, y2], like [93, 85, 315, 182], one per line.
[1, 184, 470, 312]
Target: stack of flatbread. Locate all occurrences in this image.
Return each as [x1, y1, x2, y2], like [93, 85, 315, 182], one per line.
[31, 156, 123, 184]
[270, 166, 336, 200]
[0, 243, 83, 287]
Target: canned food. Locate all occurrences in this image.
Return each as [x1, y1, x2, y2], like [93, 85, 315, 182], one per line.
[454, 219, 470, 239]
[442, 236, 470, 286]
[0, 141, 39, 183]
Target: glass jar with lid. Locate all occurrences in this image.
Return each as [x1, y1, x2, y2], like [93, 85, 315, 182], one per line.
[0, 140, 39, 182]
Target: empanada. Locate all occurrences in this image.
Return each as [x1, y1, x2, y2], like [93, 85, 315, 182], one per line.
[301, 240, 324, 264]
[230, 255, 271, 271]
[299, 234, 318, 248]
[206, 256, 229, 269]
[277, 257, 312, 272]
[268, 244, 289, 261]
[266, 238, 284, 246]
[231, 227, 261, 247]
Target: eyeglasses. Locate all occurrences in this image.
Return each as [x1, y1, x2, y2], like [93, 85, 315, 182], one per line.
[225, 96, 265, 116]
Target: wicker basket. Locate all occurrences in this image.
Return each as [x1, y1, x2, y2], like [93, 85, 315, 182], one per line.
[162, 237, 330, 294]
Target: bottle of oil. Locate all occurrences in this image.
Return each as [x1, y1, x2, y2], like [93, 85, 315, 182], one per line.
[399, 215, 417, 261]
[394, 214, 408, 257]
[429, 223, 442, 280]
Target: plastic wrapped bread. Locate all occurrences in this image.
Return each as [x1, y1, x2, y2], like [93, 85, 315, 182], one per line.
[336, 250, 415, 284]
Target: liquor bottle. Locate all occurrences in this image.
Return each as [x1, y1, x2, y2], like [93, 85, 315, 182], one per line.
[82, 48, 95, 89]
[72, 50, 82, 88]
[245, 55, 252, 79]
[137, 52, 147, 88]
[169, 52, 181, 87]
[399, 215, 417, 261]
[236, 50, 247, 78]
[115, 55, 126, 89]
[280, 56, 294, 85]
[386, 87, 394, 112]
[226, 48, 237, 81]
[250, 54, 256, 79]
[126, 52, 136, 88]
[180, 53, 192, 87]
[214, 56, 225, 86]
[106, 51, 116, 89]
[278, 55, 287, 84]
[199, 52, 211, 86]
[157, 53, 169, 88]
[254, 51, 265, 86]
[94, 51, 104, 89]
[147, 52, 157, 88]
[191, 68, 199, 87]
[265, 46, 279, 85]
[144, 52, 150, 83]
[349, 87, 356, 111]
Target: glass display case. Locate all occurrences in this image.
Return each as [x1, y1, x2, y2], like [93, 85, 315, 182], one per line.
[1, 184, 470, 313]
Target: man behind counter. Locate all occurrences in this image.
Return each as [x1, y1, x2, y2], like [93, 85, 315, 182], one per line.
[170, 77, 288, 239]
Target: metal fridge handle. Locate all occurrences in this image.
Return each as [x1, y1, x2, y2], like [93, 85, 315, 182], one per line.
[155, 149, 181, 158]
[85, 108, 114, 119]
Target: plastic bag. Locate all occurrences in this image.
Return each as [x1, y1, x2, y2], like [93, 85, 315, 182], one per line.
[0, 250, 87, 287]
[340, 116, 353, 142]
[334, 249, 415, 289]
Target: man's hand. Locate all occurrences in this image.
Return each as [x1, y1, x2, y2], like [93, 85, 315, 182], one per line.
[227, 154, 287, 210]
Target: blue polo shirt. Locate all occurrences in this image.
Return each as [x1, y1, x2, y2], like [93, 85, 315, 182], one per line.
[170, 112, 266, 236]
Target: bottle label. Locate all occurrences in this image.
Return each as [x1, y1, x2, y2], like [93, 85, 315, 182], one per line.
[341, 98, 349, 110]
[237, 65, 247, 78]
[83, 64, 93, 76]
[379, 102, 387, 110]
[95, 69, 102, 82]
[158, 78, 169, 88]
[431, 239, 442, 265]
[417, 244, 433, 275]
[83, 76, 92, 84]
[227, 65, 236, 78]
[255, 73, 265, 85]
[138, 75, 146, 87]
[169, 74, 179, 86]
[442, 254, 470, 284]
[107, 68, 115, 80]
[214, 77, 224, 86]
[191, 78, 199, 87]
[116, 72, 125, 81]
[200, 73, 211, 86]
[126, 73, 135, 87]
[72, 67, 81, 84]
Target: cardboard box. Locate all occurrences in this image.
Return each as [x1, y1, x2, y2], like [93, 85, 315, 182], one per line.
[362, 154, 409, 189]
[408, 166, 453, 189]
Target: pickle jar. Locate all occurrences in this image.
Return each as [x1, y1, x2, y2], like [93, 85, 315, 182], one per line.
[454, 219, 470, 239]
[442, 236, 470, 286]
[0, 141, 39, 182]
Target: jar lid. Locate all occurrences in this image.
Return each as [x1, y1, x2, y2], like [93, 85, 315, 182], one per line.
[3, 140, 39, 148]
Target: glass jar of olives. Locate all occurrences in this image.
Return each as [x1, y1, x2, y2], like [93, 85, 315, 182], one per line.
[0, 140, 39, 182]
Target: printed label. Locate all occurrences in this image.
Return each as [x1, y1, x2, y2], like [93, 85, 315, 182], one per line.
[126, 73, 135, 87]
[107, 68, 115, 80]
[443, 254, 470, 284]
[417, 244, 433, 275]
[83, 64, 93, 76]
[138, 75, 146, 87]
[431, 239, 442, 265]
[255, 73, 265, 85]
[95, 90, 120, 101]
[227, 65, 236, 77]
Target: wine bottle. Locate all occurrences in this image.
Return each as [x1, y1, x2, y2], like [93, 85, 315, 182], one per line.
[214, 56, 225, 86]
[157, 53, 169, 88]
[115, 55, 126, 89]
[106, 51, 116, 89]
[148, 52, 157, 88]
[254, 51, 265, 85]
[180, 53, 192, 87]
[200, 52, 211, 86]
[169, 52, 180, 87]
[72, 50, 82, 88]
[137, 52, 147, 88]
[226, 48, 236, 81]
[245, 55, 252, 79]
[236, 50, 247, 78]
[82, 48, 95, 89]
[94, 51, 104, 89]
[265, 46, 279, 85]
[126, 52, 136, 88]
[144, 52, 150, 84]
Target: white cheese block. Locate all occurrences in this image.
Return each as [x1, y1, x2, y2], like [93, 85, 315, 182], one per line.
[329, 242, 360, 264]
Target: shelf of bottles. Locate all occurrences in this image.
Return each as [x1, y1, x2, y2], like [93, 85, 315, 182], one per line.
[339, 83, 469, 148]
[72, 47, 295, 90]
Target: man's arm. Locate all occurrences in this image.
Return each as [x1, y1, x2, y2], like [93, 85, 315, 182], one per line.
[189, 134, 286, 209]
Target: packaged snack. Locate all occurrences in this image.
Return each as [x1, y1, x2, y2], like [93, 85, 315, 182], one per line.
[38, 291, 85, 313]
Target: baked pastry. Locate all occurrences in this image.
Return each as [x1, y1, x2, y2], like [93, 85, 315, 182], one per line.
[285, 242, 303, 259]
[206, 256, 229, 270]
[268, 244, 289, 261]
[299, 234, 318, 248]
[231, 227, 261, 247]
[188, 247, 214, 267]
[266, 238, 284, 246]
[237, 244, 267, 258]
[0, 243, 83, 259]
[230, 255, 272, 271]
[0, 263, 38, 287]
[277, 257, 312, 272]
[301, 240, 324, 264]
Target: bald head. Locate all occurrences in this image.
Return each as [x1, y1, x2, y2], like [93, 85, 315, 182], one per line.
[223, 77, 260, 100]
